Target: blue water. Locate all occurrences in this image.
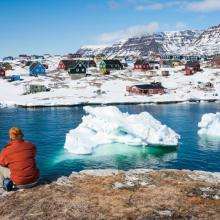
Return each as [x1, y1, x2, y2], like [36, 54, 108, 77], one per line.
[0, 103, 220, 181]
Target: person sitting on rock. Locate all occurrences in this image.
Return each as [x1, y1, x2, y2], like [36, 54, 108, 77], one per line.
[0, 127, 40, 189]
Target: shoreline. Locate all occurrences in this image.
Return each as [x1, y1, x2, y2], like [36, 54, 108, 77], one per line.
[1, 98, 219, 108]
[0, 168, 219, 219]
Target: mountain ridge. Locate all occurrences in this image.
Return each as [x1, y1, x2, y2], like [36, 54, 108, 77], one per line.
[77, 24, 220, 57]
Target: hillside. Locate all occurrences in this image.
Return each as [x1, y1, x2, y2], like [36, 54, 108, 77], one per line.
[77, 24, 220, 57]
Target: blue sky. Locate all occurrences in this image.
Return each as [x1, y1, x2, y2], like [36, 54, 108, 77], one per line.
[0, 0, 220, 57]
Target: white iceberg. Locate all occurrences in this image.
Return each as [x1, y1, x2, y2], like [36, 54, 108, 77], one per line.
[198, 112, 220, 137]
[64, 106, 180, 154]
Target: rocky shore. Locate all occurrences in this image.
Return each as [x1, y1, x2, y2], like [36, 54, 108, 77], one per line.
[0, 169, 220, 219]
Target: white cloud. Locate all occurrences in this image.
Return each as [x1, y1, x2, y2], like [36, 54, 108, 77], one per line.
[186, 0, 220, 12]
[135, 1, 183, 11]
[136, 3, 163, 11]
[97, 22, 159, 42]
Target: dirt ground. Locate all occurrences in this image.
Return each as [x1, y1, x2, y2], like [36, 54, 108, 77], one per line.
[0, 169, 219, 220]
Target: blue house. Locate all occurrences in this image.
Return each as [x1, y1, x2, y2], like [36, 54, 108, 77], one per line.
[29, 63, 46, 76]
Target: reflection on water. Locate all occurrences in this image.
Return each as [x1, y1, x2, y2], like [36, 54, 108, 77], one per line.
[199, 135, 220, 151]
[55, 143, 177, 168]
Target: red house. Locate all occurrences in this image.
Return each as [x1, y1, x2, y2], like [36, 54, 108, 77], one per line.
[126, 82, 165, 95]
[134, 60, 151, 70]
[185, 61, 201, 75]
[58, 60, 78, 70]
[0, 67, 6, 78]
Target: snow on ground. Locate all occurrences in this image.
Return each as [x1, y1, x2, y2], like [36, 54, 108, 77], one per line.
[198, 112, 220, 137]
[0, 58, 220, 107]
[64, 106, 180, 154]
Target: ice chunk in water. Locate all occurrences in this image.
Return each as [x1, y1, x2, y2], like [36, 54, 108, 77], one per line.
[64, 106, 180, 154]
[198, 112, 220, 137]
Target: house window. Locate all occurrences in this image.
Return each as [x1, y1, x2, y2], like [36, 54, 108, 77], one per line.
[76, 68, 79, 72]
[82, 68, 85, 71]
[79, 64, 81, 67]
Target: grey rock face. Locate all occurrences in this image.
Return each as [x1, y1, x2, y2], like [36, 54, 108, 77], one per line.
[77, 24, 220, 57]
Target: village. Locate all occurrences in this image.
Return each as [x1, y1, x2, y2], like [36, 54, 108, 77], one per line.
[0, 52, 220, 107]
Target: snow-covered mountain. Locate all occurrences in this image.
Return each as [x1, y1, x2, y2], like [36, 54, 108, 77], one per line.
[187, 24, 220, 55]
[77, 24, 220, 57]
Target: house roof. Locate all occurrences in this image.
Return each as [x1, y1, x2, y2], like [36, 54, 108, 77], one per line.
[134, 60, 149, 65]
[69, 61, 87, 70]
[185, 61, 200, 67]
[60, 60, 79, 68]
[30, 63, 45, 71]
[133, 83, 165, 90]
[102, 60, 122, 66]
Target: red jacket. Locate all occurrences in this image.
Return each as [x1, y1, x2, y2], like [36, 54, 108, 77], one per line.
[0, 140, 40, 185]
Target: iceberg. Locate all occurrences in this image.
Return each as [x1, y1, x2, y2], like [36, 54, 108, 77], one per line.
[198, 112, 220, 137]
[64, 106, 180, 154]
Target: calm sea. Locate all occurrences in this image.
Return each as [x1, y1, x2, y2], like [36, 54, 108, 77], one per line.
[0, 103, 220, 181]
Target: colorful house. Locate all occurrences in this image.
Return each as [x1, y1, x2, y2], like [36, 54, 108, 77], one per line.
[99, 60, 123, 73]
[148, 61, 160, 70]
[0, 67, 5, 78]
[126, 82, 165, 95]
[134, 60, 151, 70]
[29, 63, 46, 76]
[68, 61, 87, 79]
[58, 60, 78, 70]
[185, 61, 201, 75]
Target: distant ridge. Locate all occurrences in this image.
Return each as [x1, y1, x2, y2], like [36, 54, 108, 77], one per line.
[77, 24, 220, 57]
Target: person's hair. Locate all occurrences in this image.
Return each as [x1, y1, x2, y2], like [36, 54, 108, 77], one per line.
[9, 127, 24, 141]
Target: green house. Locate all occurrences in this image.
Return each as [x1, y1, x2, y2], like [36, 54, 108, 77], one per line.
[99, 60, 123, 73]
[68, 61, 87, 79]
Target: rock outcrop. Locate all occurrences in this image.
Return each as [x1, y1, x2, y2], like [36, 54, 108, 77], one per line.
[0, 169, 219, 219]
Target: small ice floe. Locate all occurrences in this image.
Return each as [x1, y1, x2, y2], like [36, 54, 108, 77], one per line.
[198, 112, 220, 137]
[64, 106, 180, 155]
